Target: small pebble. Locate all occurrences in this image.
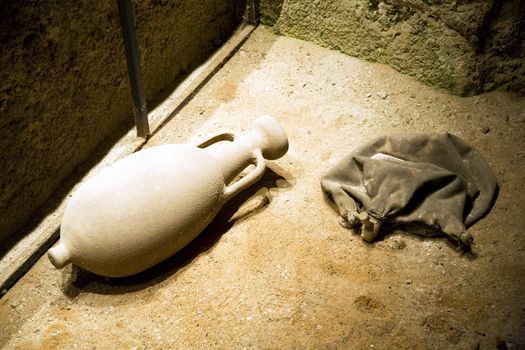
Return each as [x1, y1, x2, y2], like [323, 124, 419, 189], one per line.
[480, 126, 490, 134]
[377, 91, 388, 99]
[366, 93, 372, 98]
[392, 239, 407, 250]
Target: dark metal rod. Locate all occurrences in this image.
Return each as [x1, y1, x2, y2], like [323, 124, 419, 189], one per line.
[117, 0, 150, 137]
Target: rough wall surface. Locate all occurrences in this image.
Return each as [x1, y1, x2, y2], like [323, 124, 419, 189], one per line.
[0, 0, 241, 246]
[260, 0, 284, 26]
[261, 0, 525, 95]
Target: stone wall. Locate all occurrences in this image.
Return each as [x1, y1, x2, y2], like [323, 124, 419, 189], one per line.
[260, 0, 525, 95]
[0, 0, 242, 246]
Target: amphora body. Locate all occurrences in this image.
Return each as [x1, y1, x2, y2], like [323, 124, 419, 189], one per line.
[48, 116, 288, 277]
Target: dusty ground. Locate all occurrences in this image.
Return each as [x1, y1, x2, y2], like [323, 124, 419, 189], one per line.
[1, 26, 525, 349]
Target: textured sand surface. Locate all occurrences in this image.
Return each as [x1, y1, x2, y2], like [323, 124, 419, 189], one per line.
[1, 26, 524, 349]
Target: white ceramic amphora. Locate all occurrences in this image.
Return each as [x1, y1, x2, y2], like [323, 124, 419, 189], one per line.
[48, 116, 288, 277]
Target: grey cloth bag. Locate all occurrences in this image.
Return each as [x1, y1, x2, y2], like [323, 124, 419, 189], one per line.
[321, 133, 498, 245]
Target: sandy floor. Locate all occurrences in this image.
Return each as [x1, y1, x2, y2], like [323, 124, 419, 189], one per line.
[1, 26, 525, 349]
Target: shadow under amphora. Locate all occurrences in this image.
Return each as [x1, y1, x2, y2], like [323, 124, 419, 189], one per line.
[62, 165, 292, 298]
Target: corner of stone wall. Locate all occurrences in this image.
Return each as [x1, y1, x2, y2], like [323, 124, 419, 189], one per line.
[261, 0, 524, 96]
[259, 0, 284, 26]
[476, 0, 525, 93]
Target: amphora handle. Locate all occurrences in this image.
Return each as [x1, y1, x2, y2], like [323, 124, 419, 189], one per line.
[197, 131, 266, 201]
[196, 116, 288, 201]
[223, 149, 265, 200]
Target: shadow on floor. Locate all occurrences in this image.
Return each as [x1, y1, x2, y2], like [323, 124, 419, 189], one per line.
[62, 165, 292, 298]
